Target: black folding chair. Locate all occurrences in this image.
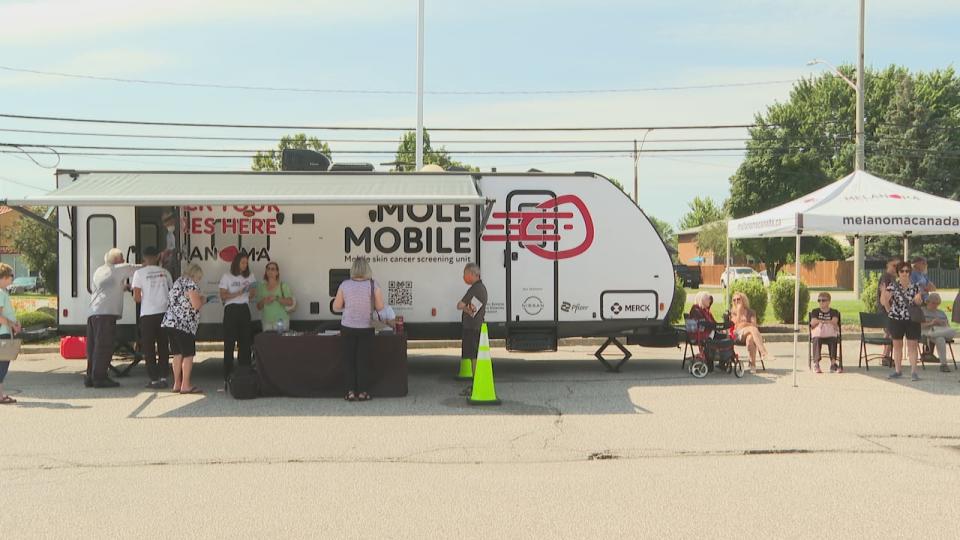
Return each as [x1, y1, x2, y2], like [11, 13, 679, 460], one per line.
[858, 312, 891, 370]
[919, 335, 958, 370]
[808, 314, 843, 371]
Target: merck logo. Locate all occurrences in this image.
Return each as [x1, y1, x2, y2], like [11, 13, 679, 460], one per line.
[481, 194, 595, 260]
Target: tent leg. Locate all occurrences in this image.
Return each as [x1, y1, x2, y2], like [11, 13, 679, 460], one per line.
[793, 232, 801, 388]
[903, 235, 910, 261]
[725, 235, 732, 309]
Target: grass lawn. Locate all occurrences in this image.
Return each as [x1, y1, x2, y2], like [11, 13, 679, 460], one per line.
[682, 290, 960, 330]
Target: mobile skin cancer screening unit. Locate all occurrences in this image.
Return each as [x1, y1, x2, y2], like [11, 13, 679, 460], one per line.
[4, 168, 675, 368]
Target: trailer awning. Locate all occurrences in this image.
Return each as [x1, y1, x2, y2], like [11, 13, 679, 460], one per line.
[3, 172, 486, 206]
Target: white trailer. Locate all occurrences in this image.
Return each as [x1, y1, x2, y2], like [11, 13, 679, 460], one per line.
[5, 169, 675, 357]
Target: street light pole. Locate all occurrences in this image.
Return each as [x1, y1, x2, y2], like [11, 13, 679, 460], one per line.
[415, 0, 425, 170]
[806, 0, 867, 296]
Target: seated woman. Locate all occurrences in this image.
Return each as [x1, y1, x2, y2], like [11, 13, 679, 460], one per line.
[809, 292, 841, 374]
[730, 292, 769, 370]
[688, 292, 719, 337]
[921, 292, 956, 373]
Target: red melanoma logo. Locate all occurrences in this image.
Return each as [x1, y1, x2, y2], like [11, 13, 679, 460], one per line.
[481, 194, 595, 260]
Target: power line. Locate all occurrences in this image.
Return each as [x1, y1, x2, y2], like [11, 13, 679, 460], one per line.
[0, 113, 773, 132]
[0, 127, 758, 145]
[0, 65, 797, 95]
[0, 174, 49, 191]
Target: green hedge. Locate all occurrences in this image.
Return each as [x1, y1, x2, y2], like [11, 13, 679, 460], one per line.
[769, 276, 810, 324]
[860, 272, 880, 314]
[15, 310, 56, 328]
[667, 276, 687, 324]
[730, 278, 767, 324]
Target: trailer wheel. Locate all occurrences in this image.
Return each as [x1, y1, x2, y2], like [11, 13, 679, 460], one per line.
[733, 360, 745, 378]
[691, 361, 708, 379]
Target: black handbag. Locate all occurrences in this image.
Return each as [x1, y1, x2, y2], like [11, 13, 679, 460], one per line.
[228, 366, 260, 400]
[909, 304, 925, 323]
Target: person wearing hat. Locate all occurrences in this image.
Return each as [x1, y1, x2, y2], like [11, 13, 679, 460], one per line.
[132, 246, 174, 389]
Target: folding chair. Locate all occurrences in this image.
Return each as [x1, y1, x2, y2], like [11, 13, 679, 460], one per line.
[858, 312, 891, 370]
[808, 314, 843, 371]
[919, 335, 958, 370]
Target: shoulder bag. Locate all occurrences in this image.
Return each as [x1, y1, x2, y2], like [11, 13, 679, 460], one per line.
[0, 335, 21, 361]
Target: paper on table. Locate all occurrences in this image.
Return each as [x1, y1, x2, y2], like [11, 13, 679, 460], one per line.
[468, 297, 483, 317]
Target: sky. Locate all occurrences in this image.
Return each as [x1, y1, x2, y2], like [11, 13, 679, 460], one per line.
[0, 0, 957, 229]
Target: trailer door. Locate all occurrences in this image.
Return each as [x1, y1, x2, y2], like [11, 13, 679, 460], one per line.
[80, 207, 138, 326]
[505, 190, 558, 326]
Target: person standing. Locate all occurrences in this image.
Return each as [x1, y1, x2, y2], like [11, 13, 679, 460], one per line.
[159, 211, 179, 277]
[909, 256, 935, 301]
[86, 248, 139, 388]
[881, 261, 924, 381]
[0, 263, 22, 404]
[219, 254, 256, 382]
[456, 263, 488, 393]
[132, 246, 173, 389]
[255, 261, 295, 332]
[332, 257, 384, 402]
[162, 264, 206, 394]
[877, 256, 902, 365]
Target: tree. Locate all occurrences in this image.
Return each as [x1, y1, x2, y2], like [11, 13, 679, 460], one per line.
[648, 215, 677, 255]
[252, 133, 332, 171]
[697, 220, 728, 261]
[677, 196, 725, 230]
[728, 66, 960, 273]
[393, 130, 478, 172]
[12, 207, 57, 293]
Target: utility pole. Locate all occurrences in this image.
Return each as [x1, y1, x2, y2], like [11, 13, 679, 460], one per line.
[415, 0, 425, 170]
[852, 0, 866, 296]
[632, 139, 638, 204]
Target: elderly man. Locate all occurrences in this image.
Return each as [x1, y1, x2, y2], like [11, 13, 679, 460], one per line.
[85, 248, 140, 388]
[909, 256, 936, 301]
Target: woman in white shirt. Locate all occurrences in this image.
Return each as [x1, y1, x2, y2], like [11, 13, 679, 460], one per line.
[219, 254, 256, 382]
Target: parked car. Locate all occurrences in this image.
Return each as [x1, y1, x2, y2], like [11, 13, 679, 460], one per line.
[720, 267, 770, 288]
[673, 264, 702, 288]
[7, 276, 40, 294]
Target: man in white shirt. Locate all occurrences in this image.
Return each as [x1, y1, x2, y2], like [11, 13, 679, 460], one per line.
[132, 246, 174, 389]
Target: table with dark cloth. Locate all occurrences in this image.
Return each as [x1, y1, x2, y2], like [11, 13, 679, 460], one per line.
[253, 333, 408, 397]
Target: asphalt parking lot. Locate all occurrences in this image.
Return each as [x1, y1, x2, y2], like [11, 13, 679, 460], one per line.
[3, 342, 960, 539]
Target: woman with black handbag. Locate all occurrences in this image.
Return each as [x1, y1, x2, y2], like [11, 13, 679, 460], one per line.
[332, 257, 385, 402]
[0, 263, 22, 404]
[881, 261, 924, 381]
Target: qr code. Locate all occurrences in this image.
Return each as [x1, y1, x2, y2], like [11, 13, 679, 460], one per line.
[388, 280, 413, 306]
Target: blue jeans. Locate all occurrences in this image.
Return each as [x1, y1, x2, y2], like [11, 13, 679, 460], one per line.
[0, 333, 10, 383]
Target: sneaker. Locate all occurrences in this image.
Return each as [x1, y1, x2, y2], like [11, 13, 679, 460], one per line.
[829, 362, 838, 373]
[92, 378, 120, 388]
[940, 364, 951, 373]
[911, 372, 921, 382]
[813, 362, 822, 374]
[145, 380, 165, 389]
[159, 378, 169, 388]
[887, 372, 903, 379]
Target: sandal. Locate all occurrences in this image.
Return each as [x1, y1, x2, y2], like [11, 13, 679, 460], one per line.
[180, 387, 203, 394]
[345, 391, 357, 402]
[357, 392, 371, 401]
[0, 395, 16, 405]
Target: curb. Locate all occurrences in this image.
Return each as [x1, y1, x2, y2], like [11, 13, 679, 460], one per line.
[19, 333, 868, 355]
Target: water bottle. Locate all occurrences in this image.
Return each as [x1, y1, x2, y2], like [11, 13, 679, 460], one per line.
[395, 316, 404, 334]
[276, 319, 285, 334]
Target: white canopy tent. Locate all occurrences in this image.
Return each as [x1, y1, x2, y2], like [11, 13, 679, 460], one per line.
[726, 170, 960, 385]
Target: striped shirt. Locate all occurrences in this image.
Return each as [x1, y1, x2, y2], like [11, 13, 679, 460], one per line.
[338, 279, 380, 329]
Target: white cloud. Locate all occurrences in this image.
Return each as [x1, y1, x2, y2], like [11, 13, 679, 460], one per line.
[0, 0, 406, 44]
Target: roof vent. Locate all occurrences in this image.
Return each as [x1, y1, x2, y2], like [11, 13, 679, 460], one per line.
[281, 149, 331, 171]
[329, 162, 375, 172]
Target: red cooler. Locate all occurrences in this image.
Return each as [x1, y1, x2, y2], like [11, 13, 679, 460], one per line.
[60, 336, 87, 360]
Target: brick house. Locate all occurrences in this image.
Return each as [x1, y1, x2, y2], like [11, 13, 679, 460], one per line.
[0, 206, 30, 276]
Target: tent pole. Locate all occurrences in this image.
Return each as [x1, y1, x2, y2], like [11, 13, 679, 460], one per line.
[725, 232, 732, 310]
[793, 231, 801, 388]
[903, 235, 910, 261]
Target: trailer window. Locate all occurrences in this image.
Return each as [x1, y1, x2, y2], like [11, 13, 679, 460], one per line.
[87, 215, 117, 293]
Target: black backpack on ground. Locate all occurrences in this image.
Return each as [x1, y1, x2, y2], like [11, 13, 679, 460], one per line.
[228, 366, 260, 400]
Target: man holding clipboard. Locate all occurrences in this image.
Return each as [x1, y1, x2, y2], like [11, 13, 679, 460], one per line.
[457, 263, 488, 391]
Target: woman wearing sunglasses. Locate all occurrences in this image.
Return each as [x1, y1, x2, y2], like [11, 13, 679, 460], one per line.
[880, 261, 924, 381]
